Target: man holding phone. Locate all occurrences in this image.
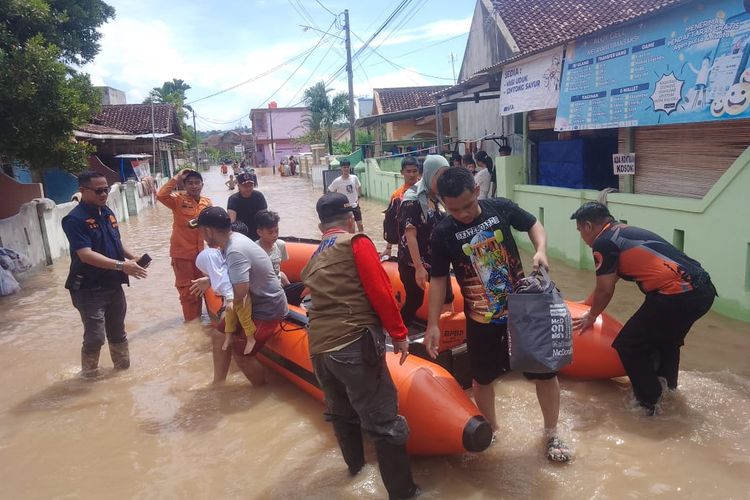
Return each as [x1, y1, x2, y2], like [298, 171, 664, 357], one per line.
[63, 171, 149, 377]
[157, 168, 212, 320]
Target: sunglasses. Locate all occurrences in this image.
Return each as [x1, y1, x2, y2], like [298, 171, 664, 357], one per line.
[82, 186, 110, 195]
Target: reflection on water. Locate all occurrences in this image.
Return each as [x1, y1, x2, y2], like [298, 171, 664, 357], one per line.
[0, 166, 748, 498]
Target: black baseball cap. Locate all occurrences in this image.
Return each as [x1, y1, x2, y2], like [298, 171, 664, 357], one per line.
[237, 172, 254, 185]
[316, 193, 354, 223]
[188, 206, 231, 229]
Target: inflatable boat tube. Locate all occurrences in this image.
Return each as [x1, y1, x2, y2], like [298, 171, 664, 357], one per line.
[281, 239, 625, 380]
[204, 291, 493, 456]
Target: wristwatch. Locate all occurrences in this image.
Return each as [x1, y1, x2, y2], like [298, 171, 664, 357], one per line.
[115, 260, 124, 271]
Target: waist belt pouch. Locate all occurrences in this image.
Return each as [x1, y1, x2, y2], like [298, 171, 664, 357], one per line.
[507, 268, 573, 373]
[361, 327, 386, 366]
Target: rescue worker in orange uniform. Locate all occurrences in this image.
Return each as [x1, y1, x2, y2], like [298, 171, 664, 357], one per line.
[157, 169, 212, 320]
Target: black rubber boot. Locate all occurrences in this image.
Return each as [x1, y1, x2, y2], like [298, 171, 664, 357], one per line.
[332, 421, 365, 475]
[81, 348, 101, 378]
[374, 440, 419, 499]
[109, 340, 130, 370]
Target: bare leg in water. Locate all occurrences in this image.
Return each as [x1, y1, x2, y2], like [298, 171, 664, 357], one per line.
[211, 329, 232, 384]
[232, 351, 265, 386]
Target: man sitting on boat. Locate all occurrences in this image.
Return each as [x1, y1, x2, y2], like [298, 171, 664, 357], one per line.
[302, 193, 419, 499]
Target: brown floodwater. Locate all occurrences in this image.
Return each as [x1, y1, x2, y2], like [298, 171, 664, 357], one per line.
[1, 167, 748, 499]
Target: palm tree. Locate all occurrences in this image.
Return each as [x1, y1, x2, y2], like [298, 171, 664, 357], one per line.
[303, 82, 349, 154]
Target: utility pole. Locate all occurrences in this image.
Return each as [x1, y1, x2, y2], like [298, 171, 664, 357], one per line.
[269, 106, 276, 175]
[450, 52, 457, 85]
[344, 10, 356, 154]
[191, 108, 199, 170]
[150, 100, 157, 176]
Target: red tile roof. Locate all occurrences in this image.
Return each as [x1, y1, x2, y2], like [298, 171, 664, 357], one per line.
[373, 86, 451, 114]
[77, 123, 129, 135]
[89, 104, 182, 136]
[489, 0, 685, 62]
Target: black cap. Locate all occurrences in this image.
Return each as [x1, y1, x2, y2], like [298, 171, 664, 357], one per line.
[570, 201, 612, 222]
[316, 193, 354, 223]
[183, 169, 203, 182]
[237, 172, 254, 184]
[189, 206, 231, 229]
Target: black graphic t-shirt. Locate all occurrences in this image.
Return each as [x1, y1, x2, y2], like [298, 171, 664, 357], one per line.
[396, 198, 446, 269]
[430, 198, 536, 324]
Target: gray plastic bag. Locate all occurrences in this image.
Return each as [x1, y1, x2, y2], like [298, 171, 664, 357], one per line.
[507, 267, 573, 373]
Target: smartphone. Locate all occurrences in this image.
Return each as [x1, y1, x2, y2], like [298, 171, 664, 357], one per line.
[136, 253, 152, 268]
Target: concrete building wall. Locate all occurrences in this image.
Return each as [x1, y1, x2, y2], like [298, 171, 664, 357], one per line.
[454, 0, 517, 158]
[99, 86, 127, 105]
[253, 109, 309, 142]
[0, 172, 44, 219]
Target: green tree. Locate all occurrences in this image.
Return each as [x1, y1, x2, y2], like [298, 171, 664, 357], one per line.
[0, 0, 115, 173]
[302, 81, 349, 155]
[144, 78, 195, 146]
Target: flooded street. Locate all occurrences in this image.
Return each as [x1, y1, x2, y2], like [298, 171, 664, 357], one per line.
[1, 166, 748, 499]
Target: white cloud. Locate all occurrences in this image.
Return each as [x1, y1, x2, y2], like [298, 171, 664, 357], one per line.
[81, 10, 467, 130]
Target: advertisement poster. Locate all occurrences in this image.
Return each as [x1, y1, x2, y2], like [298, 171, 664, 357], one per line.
[131, 160, 151, 181]
[499, 47, 564, 116]
[555, 0, 750, 131]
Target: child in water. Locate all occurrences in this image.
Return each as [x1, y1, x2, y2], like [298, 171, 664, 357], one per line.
[195, 222, 256, 354]
[225, 174, 237, 190]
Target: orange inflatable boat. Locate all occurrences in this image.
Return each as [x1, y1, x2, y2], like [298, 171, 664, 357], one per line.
[204, 294, 493, 456]
[204, 238, 625, 455]
[281, 239, 625, 381]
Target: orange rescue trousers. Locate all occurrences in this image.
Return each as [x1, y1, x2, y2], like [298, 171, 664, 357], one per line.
[171, 258, 204, 321]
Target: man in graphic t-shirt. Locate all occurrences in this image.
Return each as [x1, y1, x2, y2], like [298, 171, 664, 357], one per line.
[327, 160, 363, 232]
[425, 167, 570, 462]
[570, 202, 716, 415]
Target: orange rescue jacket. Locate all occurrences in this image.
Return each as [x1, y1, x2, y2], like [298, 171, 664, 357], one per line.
[157, 178, 212, 260]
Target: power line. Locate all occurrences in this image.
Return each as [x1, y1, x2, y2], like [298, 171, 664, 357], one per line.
[284, 35, 341, 107]
[351, 31, 454, 82]
[314, 0, 337, 18]
[253, 19, 339, 110]
[186, 46, 317, 105]
[322, 0, 415, 88]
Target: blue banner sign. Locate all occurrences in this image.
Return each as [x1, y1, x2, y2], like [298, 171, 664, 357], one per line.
[555, 0, 750, 131]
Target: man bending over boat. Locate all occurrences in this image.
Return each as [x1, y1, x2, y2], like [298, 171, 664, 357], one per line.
[424, 167, 571, 462]
[570, 202, 716, 414]
[302, 193, 419, 499]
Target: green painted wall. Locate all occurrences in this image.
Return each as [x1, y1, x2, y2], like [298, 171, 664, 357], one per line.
[498, 150, 750, 322]
[362, 159, 405, 204]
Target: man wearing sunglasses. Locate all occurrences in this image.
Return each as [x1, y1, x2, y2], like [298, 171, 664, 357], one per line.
[62, 171, 149, 377]
[157, 168, 212, 320]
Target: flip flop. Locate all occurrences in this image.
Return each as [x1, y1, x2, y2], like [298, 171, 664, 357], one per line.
[546, 437, 571, 462]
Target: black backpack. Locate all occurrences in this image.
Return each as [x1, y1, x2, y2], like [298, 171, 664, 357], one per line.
[382, 196, 401, 245]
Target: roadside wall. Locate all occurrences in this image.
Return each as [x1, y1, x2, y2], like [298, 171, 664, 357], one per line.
[362, 159, 403, 204]
[0, 175, 166, 273]
[0, 172, 43, 220]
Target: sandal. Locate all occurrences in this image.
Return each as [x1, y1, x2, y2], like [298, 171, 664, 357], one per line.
[546, 437, 571, 462]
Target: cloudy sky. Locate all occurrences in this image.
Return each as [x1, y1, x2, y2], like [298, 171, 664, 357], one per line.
[81, 0, 474, 131]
